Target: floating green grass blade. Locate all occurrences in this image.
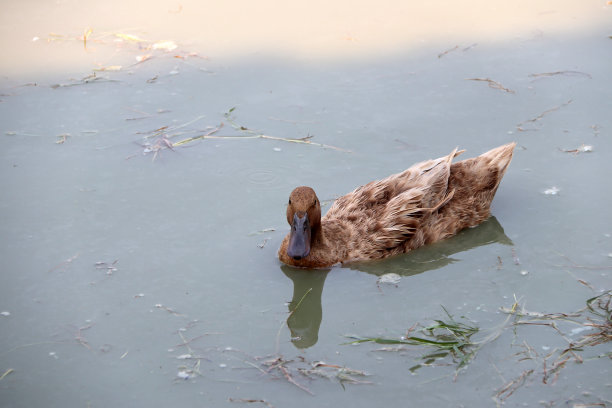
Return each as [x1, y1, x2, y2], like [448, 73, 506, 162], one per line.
[344, 306, 482, 372]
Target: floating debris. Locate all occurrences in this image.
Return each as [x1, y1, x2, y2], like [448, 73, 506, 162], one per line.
[82, 27, 93, 49]
[0, 369, 14, 381]
[438, 45, 459, 58]
[50, 72, 120, 89]
[519, 270, 529, 276]
[154, 304, 184, 316]
[152, 40, 178, 51]
[176, 369, 192, 380]
[135, 54, 152, 64]
[543, 186, 560, 195]
[95, 259, 118, 275]
[115, 33, 147, 43]
[48, 253, 79, 272]
[55, 133, 70, 144]
[500, 290, 612, 388]
[138, 110, 350, 155]
[93, 65, 122, 72]
[298, 361, 372, 386]
[529, 70, 592, 80]
[494, 369, 534, 404]
[560, 144, 593, 155]
[377, 273, 401, 285]
[511, 247, 521, 265]
[466, 78, 515, 93]
[517, 99, 572, 131]
[345, 306, 485, 372]
[0, 311, 10, 317]
[228, 398, 274, 408]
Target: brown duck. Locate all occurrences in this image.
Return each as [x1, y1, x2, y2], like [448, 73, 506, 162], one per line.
[278, 143, 515, 268]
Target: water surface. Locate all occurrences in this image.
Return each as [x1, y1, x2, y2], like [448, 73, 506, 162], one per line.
[1, 1, 611, 407]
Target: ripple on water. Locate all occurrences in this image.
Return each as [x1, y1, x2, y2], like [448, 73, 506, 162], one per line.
[235, 165, 296, 193]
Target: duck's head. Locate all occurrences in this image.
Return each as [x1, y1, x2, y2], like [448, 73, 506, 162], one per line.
[285, 186, 321, 260]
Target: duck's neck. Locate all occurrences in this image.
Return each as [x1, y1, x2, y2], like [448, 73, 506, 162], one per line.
[309, 220, 348, 264]
[311, 223, 324, 246]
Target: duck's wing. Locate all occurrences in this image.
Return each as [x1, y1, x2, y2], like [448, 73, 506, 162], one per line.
[371, 149, 459, 249]
[324, 149, 461, 251]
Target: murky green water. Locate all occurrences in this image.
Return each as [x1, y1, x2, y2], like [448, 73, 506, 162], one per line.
[1, 1, 611, 407]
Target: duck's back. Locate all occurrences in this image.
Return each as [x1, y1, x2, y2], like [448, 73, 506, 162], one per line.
[322, 143, 515, 262]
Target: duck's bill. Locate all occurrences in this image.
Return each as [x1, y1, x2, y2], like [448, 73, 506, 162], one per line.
[287, 213, 311, 260]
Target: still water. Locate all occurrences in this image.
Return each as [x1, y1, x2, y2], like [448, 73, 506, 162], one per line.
[1, 1, 611, 407]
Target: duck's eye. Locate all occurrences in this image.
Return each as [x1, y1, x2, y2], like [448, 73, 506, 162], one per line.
[288, 199, 292, 205]
[313, 199, 317, 206]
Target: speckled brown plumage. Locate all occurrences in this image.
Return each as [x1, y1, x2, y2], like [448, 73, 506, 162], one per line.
[278, 143, 515, 268]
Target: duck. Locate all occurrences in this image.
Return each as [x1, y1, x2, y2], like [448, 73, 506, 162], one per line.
[278, 142, 516, 268]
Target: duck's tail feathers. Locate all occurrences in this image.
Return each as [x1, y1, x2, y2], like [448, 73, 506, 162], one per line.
[477, 142, 516, 179]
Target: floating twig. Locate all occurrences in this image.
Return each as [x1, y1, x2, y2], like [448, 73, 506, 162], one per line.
[229, 398, 274, 408]
[466, 78, 515, 93]
[137, 109, 350, 158]
[517, 99, 572, 131]
[552, 251, 612, 271]
[529, 71, 592, 80]
[559, 144, 593, 155]
[279, 363, 314, 395]
[50, 72, 120, 89]
[0, 368, 14, 381]
[172, 124, 223, 146]
[175, 329, 203, 379]
[501, 291, 612, 389]
[494, 369, 534, 403]
[70, 323, 94, 351]
[438, 45, 459, 58]
[155, 304, 184, 317]
[48, 253, 79, 272]
[220, 107, 350, 152]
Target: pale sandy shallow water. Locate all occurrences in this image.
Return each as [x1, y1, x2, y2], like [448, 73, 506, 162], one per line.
[1, 1, 611, 407]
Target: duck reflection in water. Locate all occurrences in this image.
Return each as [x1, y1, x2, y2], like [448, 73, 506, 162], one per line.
[281, 216, 512, 349]
[281, 266, 329, 349]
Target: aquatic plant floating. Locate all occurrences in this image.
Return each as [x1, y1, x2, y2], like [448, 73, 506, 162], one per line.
[344, 306, 482, 372]
[169, 108, 350, 152]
